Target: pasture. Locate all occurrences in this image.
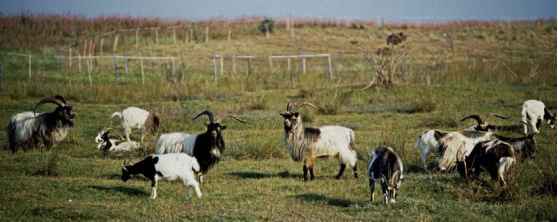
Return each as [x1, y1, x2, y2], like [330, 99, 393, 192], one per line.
[0, 16, 556, 221]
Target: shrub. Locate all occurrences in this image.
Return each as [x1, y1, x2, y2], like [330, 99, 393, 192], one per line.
[258, 18, 274, 34]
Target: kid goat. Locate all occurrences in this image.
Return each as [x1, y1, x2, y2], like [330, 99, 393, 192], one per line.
[521, 100, 555, 135]
[280, 102, 358, 181]
[121, 153, 202, 199]
[111, 106, 160, 144]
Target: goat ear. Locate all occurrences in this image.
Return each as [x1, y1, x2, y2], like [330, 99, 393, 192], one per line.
[220, 125, 227, 130]
[293, 112, 299, 117]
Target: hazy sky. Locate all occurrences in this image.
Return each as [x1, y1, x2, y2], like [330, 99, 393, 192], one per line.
[0, 0, 556, 21]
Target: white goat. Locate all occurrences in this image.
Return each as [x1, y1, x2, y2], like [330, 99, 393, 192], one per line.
[95, 129, 139, 154]
[111, 106, 160, 144]
[522, 100, 555, 134]
[280, 102, 358, 180]
[121, 153, 202, 199]
[415, 129, 448, 170]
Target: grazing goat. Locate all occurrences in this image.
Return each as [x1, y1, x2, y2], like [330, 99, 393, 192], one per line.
[437, 115, 497, 171]
[121, 153, 202, 199]
[522, 100, 555, 134]
[155, 110, 244, 182]
[95, 128, 139, 156]
[415, 129, 448, 170]
[457, 139, 515, 187]
[368, 146, 404, 204]
[280, 102, 358, 181]
[111, 106, 160, 144]
[6, 95, 75, 153]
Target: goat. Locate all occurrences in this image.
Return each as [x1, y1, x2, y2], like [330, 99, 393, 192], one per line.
[121, 153, 202, 199]
[521, 100, 555, 134]
[415, 129, 448, 170]
[493, 122, 536, 161]
[280, 102, 358, 181]
[155, 110, 244, 182]
[437, 115, 497, 171]
[368, 146, 404, 204]
[457, 139, 515, 187]
[95, 128, 139, 156]
[111, 106, 160, 144]
[6, 95, 75, 153]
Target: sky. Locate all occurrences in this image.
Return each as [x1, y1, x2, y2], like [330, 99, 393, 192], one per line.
[0, 0, 556, 21]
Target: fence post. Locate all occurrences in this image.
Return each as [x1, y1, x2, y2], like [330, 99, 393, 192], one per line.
[113, 55, 120, 81]
[212, 55, 218, 81]
[140, 58, 145, 85]
[227, 29, 232, 41]
[172, 28, 177, 44]
[327, 54, 333, 79]
[78, 54, 82, 73]
[124, 55, 129, 75]
[232, 55, 237, 75]
[287, 58, 291, 72]
[68, 47, 73, 71]
[100, 38, 104, 56]
[302, 57, 306, 74]
[220, 55, 224, 76]
[28, 55, 32, 80]
[135, 28, 139, 48]
[113, 34, 119, 52]
[205, 26, 209, 43]
[155, 28, 159, 44]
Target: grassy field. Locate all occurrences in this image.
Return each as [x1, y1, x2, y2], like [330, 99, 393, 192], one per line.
[0, 16, 556, 221]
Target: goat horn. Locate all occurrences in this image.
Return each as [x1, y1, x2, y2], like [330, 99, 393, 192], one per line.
[296, 102, 321, 110]
[54, 95, 68, 105]
[222, 115, 247, 123]
[490, 113, 510, 119]
[192, 110, 215, 123]
[460, 114, 484, 126]
[33, 96, 65, 114]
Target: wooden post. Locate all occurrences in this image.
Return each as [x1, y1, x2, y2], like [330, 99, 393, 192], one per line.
[327, 54, 333, 79]
[287, 58, 291, 72]
[155, 28, 159, 44]
[28, 55, 32, 80]
[87, 56, 93, 87]
[219, 55, 224, 76]
[172, 28, 177, 44]
[100, 38, 104, 56]
[135, 28, 139, 48]
[78, 54, 82, 73]
[205, 26, 209, 43]
[140, 58, 145, 85]
[290, 20, 295, 38]
[232, 55, 237, 75]
[113, 34, 119, 52]
[124, 56, 129, 75]
[227, 29, 232, 41]
[68, 47, 73, 71]
[212, 55, 218, 81]
[172, 58, 176, 79]
[302, 57, 306, 74]
[189, 28, 193, 42]
[265, 23, 270, 39]
[113, 55, 119, 81]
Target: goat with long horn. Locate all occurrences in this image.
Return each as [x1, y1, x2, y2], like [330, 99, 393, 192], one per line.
[6, 95, 75, 153]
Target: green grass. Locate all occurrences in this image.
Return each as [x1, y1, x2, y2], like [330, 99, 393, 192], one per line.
[0, 18, 556, 221]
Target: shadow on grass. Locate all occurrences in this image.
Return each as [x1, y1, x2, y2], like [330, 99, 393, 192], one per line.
[294, 193, 357, 208]
[88, 185, 147, 196]
[227, 170, 302, 179]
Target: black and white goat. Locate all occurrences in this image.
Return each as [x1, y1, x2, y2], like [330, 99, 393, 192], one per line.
[457, 139, 515, 187]
[522, 100, 555, 135]
[6, 95, 75, 153]
[493, 122, 536, 161]
[437, 115, 498, 171]
[155, 110, 244, 182]
[121, 153, 202, 199]
[368, 146, 404, 204]
[280, 102, 358, 181]
[95, 128, 139, 156]
[111, 106, 160, 144]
